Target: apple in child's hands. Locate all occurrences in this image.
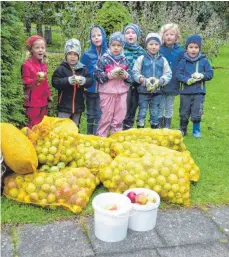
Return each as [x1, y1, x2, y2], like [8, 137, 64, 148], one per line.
[37, 72, 45, 82]
[127, 191, 137, 203]
[104, 204, 118, 211]
[135, 193, 148, 205]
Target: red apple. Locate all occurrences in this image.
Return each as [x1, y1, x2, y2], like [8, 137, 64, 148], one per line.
[127, 191, 137, 203]
[135, 193, 148, 205]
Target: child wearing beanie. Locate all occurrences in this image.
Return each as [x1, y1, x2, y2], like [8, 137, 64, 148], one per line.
[132, 33, 172, 129]
[94, 32, 132, 137]
[176, 34, 213, 138]
[122, 24, 145, 130]
[52, 38, 93, 127]
[81, 25, 107, 135]
[159, 23, 185, 129]
[21, 35, 52, 128]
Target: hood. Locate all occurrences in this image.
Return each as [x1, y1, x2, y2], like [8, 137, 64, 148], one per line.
[89, 25, 107, 54]
[184, 52, 206, 62]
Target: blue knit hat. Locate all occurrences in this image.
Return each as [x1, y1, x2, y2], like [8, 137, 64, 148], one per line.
[145, 33, 162, 46]
[185, 34, 202, 50]
[109, 32, 125, 46]
[123, 24, 141, 39]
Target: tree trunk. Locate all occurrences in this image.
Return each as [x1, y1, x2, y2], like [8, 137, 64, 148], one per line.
[44, 26, 52, 44]
[24, 19, 31, 35]
[36, 23, 43, 36]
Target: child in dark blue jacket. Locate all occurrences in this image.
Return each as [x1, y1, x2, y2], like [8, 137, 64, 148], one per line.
[176, 34, 213, 138]
[159, 23, 185, 128]
[81, 25, 107, 135]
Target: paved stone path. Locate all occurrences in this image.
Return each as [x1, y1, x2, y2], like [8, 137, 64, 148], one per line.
[1, 207, 229, 257]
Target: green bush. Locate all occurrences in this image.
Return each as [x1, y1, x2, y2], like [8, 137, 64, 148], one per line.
[1, 2, 27, 127]
[96, 2, 132, 37]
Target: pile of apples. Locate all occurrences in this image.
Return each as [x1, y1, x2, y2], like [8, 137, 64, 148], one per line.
[127, 191, 156, 205]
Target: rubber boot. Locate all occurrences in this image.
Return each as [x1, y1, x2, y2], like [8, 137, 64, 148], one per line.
[158, 117, 164, 128]
[164, 117, 172, 129]
[137, 125, 144, 128]
[179, 120, 188, 136]
[151, 123, 159, 129]
[193, 123, 201, 138]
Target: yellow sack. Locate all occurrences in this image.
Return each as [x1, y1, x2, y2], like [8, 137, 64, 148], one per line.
[4, 167, 97, 213]
[1, 123, 38, 174]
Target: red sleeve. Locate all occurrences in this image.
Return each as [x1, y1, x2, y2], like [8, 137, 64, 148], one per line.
[43, 63, 51, 97]
[21, 62, 38, 88]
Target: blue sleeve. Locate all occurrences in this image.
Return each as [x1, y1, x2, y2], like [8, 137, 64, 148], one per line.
[81, 53, 88, 66]
[203, 59, 214, 81]
[176, 59, 190, 83]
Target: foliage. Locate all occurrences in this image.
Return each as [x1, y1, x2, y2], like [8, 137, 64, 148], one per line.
[126, 1, 229, 60]
[96, 1, 132, 38]
[1, 2, 26, 127]
[55, 1, 101, 51]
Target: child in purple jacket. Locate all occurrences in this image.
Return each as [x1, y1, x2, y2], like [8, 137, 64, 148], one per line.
[94, 32, 132, 137]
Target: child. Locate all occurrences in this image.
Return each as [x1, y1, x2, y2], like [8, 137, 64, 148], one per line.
[52, 39, 93, 127]
[81, 25, 107, 135]
[94, 32, 132, 137]
[159, 23, 185, 128]
[122, 24, 145, 130]
[21, 35, 52, 128]
[176, 34, 213, 138]
[132, 33, 172, 128]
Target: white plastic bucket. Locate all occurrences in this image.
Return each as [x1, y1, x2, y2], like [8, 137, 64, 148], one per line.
[92, 192, 132, 242]
[123, 188, 160, 232]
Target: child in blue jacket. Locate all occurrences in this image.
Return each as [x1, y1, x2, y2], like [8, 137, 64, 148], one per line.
[176, 34, 213, 138]
[159, 23, 185, 128]
[81, 25, 107, 135]
[132, 33, 172, 128]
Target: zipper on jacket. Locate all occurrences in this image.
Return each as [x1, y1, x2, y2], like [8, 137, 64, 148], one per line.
[58, 91, 63, 104]
[72, 85, 76, 113]
[29, 90, 32, 102]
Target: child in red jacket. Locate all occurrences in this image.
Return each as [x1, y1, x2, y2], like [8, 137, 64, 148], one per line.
[21, 35, 52, 128]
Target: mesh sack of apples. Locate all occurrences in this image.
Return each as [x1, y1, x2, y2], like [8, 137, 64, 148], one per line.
[99, 156, 191, 206]
[110, 141, 199, 182]
[77, 134, 114, 155]
[110, 128, 187, 152]
[68, 145, 112, 184]
[22, 116, 79, 172]
[3, 167, 97, 213]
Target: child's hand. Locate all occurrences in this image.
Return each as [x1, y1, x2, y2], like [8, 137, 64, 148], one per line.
[192, 72, 204, 80]
[75, 76, 86, 86]
[68, 75, 77, 85]
[37, 72, 45, 83]
[119, 69, 128, 79]
[146, 77, 159, 92]
[48, 96, 53, 102]
[109, 67, 121, 79]
[187, 78, 198, 86]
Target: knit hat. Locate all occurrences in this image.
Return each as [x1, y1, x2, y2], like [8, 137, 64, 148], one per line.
[109, 32, 125, 46]
[145, 33, 162, 46]
[64, 38, 81, 57]
[185, 34, 202, 49]
[26, 35, 46, 52]
[123, 24, 141, 39]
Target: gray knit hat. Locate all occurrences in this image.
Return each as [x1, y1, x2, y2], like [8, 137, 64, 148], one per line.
[145, 33, 162, 46]
[65, 38, 81, 57]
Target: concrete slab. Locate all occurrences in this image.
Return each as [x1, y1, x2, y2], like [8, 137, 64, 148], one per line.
[17, 221, 94, 257]
[208, 207, 229, 236]
[96, 249, 160, 257]
[1, 226, 14, 257]
[157, 242, 229, 257]
[86, 216, 164, 255]
[155, 209, 227, 246]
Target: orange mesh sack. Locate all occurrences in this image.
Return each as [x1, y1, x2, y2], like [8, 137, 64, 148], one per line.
[99, 156, 191, 206]
[3, 167, 97, 213]
[1, 123, 38, 174]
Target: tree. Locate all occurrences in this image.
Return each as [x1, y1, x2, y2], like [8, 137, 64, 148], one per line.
[1, 2, 26, 126]
[95, 2, 132, 38]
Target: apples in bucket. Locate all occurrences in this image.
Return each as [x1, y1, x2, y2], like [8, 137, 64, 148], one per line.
[127, 191, 156, 205]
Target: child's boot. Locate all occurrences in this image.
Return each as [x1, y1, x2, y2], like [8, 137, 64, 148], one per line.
[137, 125, 144, 128]
[193, 123, 201, 138]
[164, 117, 171, 129]
[179, 121, 188, 136]
[158, 117, 164, 128]
[151, 123, 159, 129]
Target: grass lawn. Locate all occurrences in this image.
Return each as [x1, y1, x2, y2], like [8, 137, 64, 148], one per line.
[1, 44, 229, 224]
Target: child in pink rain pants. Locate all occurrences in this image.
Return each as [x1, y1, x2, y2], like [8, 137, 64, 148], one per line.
[94, 32, 132, 137]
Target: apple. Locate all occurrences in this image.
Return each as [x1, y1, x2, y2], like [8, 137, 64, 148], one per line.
[104, 204, 118, 211]
[126, 191, 137, 203]
[146, 195, 156, 205]
[135, 193, 148, 205]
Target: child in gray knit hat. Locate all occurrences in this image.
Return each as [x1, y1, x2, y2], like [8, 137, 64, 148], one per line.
[52, 38, 93, 128]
